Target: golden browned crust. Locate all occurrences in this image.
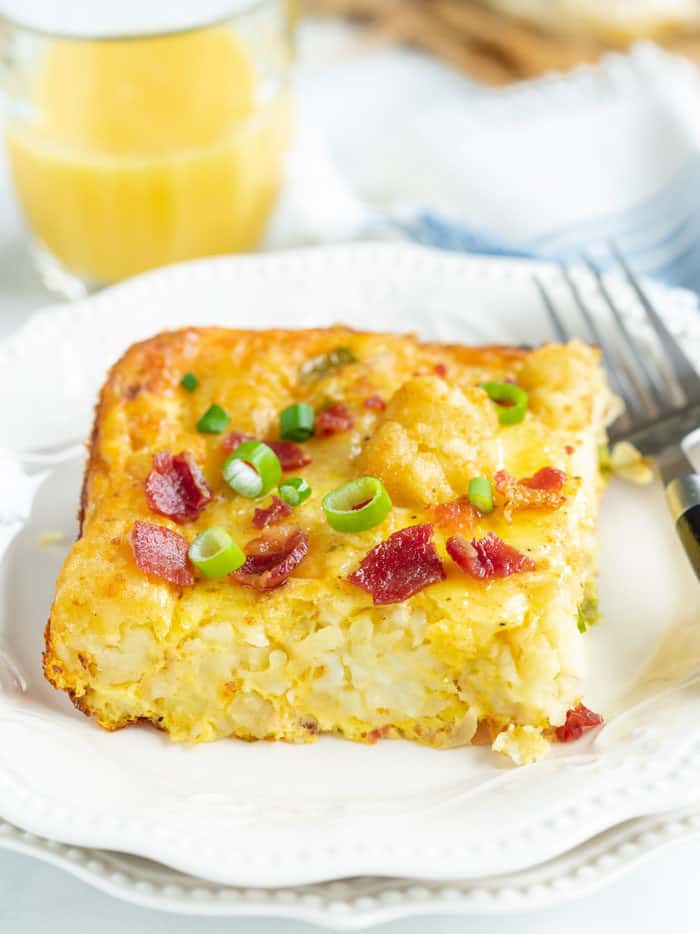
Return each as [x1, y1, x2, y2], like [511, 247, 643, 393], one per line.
[78, 393, 102, 536]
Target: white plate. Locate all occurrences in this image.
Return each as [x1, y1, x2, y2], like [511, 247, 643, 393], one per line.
[1, 244, 700, 889]
[2, 805, 700, 928]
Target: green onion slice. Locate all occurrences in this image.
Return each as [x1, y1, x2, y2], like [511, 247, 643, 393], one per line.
[196, 403, 231, 434]
[577, 592, 600, 633]
[468, 476, 494, 514]
[279, 476, 312, 507]
[480, 381, 528, 425]
[322, 476, 392, 532]
[180, 372, 199, 393]
[222, 440, 282, 499]
[280, 403, 315, 442]
[597, 443, 613, 473]
[188, 526, 245, 579]
[299, 346, 357, 384]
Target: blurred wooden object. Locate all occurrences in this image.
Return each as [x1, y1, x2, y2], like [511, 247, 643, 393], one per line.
[304, 0, 700, 84]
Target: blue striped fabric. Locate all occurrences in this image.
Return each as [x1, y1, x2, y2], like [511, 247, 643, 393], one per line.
[395, 159, 700, 294]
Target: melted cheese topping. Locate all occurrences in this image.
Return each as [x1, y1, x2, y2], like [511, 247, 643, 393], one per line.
[45, 327, 615, 762]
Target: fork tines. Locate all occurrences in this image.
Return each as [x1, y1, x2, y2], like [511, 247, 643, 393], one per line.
[534, 242, 700, 444]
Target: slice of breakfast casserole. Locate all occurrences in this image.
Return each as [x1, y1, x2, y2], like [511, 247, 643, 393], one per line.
[44, 326, 616, 763]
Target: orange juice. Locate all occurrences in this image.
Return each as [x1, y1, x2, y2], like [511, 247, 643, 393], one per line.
[5, 26, 293, 284]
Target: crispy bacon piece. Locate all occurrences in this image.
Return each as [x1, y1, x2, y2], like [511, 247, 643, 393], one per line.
[494, 469, 566, 521]
[234, 527, 308, 591]
[434, 362, 448, 378]
[131, 520, 194, 586]
[221, 430, 253, 454]
[267, 440, 312, 471]
[364, 394, 386, 412]
[221, 431, 311, 471]
[252, 496, 294, 529]
[555, 704, 604, 742]
[317, 403, 355, 436]
[520, 467, 567, 492]
[430, 496, 479, 535]
[144, 450, 212, 523]
[348, 524, 445, 605]
[446, 532, 535, 580]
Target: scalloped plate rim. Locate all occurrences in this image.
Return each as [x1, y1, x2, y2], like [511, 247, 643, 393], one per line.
[1, 806, 700, 927]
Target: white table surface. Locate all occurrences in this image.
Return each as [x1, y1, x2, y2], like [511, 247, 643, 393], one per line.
[1, 17, 700, 934]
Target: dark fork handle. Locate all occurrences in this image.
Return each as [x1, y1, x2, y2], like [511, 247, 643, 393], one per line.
[667, 476, 700, 580]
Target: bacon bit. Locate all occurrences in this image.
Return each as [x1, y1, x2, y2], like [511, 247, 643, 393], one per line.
[367, 725, 391, 743]
[221, 430, 253, 454]
[520, 467, 567, 492]
[144, 450, 212, 523]
[446, 532, 535, 580]
[348, 524, 445, 605]
[131, 520, 194, 586]
[316, 403, 354, 436]
[267, 440, 312, 471]
[252, 496, 294, 529]
[434, 362, 448, 378]
[565, 445, 575, 455]
[364, 394, 386, 412]
[430, 496, 479, 535]
[234, 527, 308, 591]
[222, 432, 311, 471]
[494, 469, 566, 521]
[555, 704, 604, 742]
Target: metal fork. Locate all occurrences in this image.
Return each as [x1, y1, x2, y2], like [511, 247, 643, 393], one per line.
[534, 243, 700, 580]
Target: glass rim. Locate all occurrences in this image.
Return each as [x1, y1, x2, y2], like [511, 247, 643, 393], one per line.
[0, 0, 271, 43]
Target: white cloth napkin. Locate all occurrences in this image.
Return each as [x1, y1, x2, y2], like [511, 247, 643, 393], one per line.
[270, 35, 700, 293]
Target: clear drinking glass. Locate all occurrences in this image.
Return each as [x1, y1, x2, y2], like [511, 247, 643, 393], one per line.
[0, 1, 294, 297]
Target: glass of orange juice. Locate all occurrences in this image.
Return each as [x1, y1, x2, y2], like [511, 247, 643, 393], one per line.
[0, 1, 294, 296]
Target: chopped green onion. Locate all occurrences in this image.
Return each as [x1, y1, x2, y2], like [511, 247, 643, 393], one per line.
[480, 381, 528, 425]
[280, 403, 315, 442]
[468, 476, 493, 514]
[180, 372, 199, 393]
[322, 476, 392, 532]
[598, 443, 613, 473]
[196, 403, 230, 434]
[577, 592, 600, 633]
[222, 440, 282, 498]
[300, 346, 357, 384]
[223, 459, 263, 498]
[188, 526, 245, 579]
[279, 476, 312, 507]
